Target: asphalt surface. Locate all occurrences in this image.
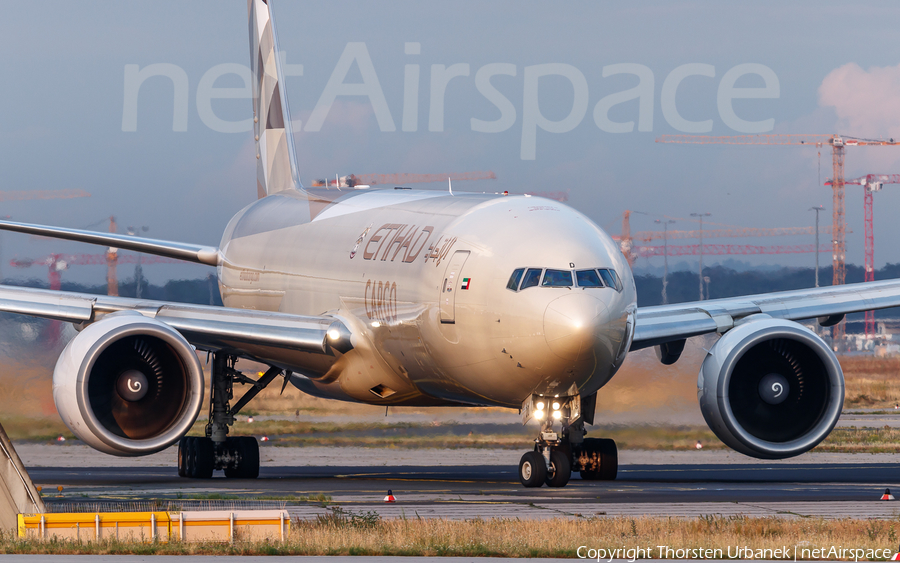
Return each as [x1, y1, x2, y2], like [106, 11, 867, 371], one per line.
[16, 411, 900, 520]
[27, 458, 900, 520]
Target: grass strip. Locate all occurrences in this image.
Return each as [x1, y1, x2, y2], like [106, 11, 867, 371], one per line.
[4, 515, 900, 557]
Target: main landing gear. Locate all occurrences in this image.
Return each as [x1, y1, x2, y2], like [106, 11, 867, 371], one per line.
[518, 394, 618, 488]
[177, 353, 286, 479]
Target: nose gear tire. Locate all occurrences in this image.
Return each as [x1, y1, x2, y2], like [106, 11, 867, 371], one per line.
[519, 451, 547, 487]
[545, 449, 571, 487]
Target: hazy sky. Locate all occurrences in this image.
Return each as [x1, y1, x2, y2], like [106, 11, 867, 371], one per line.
[2, 1, 900, 285]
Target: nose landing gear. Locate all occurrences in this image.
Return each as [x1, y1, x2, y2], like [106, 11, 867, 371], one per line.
[518, 393, 618, 488]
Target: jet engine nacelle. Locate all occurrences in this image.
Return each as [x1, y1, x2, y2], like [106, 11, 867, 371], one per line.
[53, 312, 204, 456]
[698, 316, 843, 459]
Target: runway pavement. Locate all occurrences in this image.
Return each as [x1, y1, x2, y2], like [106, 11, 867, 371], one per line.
[22, 446, 900, 520]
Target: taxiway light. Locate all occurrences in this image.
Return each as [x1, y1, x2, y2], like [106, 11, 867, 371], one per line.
[552, 401, 561, 411]
[552, 410, 562, 420]
[536, 401, 545, 411]
[327, 329, 341, 341]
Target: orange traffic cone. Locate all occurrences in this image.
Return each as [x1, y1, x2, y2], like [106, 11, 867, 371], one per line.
[882, 488, 895, 501]
[384, 489, 396, 503]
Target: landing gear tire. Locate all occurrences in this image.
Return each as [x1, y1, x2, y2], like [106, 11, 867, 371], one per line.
[177, 437, 187, 477]
[224, 436, 260, 479]
[545, 449, 571, 488]
[179, 436, 214, 479]
[579, 438, 617, 481]
[519, 450, 547, 487]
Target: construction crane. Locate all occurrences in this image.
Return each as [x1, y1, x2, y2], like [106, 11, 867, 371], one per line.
[616, 210, 833, 261]
[311, 170, 568, 202]
[631, 225, 832, 243]
[0, 189, 91, 280]
[634, 243, 832, 258]
[657, 133, 900, 345]
[0, 188, 91, 202]
[107, 216, 118, 296]
[312, 171, 496, 187]
[9, 248, 175, 343]
[10, 252, 179, 294]
[11, 253, 179, 268]
[827, 174, 900, 339]
[620, 210, 636, 265]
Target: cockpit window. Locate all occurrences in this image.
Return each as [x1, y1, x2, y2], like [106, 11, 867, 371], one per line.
[598, 268, 622, 291]
[507, 267, 622, 292]
[609, 269, 623, 291]
[575, 269, 603, 287]
[520, 268, 543, 289]
[542, 269, 573, 287]
[506, 268, 525, 291]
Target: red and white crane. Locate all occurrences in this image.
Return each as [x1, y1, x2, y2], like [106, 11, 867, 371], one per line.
[827, 174, 900, 338]
[10, 252, 179, 292]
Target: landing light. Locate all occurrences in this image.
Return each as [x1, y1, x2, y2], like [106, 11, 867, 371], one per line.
[327, 329, 341, 341]
[552, 401, 561, 411]
[536, 401, 545, 411]
[371, 321, 381, 328]
[552, 410, 562, 420]
[535, 409, 546, 420]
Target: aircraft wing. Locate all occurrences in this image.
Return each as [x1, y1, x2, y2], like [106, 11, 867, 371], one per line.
[631, 278, 900, 351]
[0, 219, 352, 363]
[0, 220, 219, 266]
[0, 284, 347, 361]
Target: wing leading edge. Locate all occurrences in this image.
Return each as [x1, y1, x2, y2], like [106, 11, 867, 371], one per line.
[632, 278, 900, 351]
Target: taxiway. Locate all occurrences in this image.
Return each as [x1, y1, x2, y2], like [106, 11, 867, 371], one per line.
[20, 445, 900, 520]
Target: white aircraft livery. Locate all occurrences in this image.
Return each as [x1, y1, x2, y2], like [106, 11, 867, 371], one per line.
[1, 0, 899, 487]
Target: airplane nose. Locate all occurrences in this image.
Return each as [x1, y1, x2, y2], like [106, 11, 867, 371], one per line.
[543, 293, 611, 361]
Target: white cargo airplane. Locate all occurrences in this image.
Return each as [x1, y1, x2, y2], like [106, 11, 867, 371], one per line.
[1, 0, 898, 487]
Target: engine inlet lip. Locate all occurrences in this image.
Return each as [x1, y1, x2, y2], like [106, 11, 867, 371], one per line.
[716, 322, 844, 458]
[74, 317, 204, 456]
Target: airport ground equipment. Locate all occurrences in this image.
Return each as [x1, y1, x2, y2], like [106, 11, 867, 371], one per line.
[0, 422, 45, 531]
[18, 509, 289, 543]
[657, 133, 900, 345]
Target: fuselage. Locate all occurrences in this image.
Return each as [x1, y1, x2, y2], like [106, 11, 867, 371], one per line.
[217, 188, 636, 409]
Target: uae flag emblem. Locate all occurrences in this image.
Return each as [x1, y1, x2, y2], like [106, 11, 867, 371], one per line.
[461, 278, 471, 290]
